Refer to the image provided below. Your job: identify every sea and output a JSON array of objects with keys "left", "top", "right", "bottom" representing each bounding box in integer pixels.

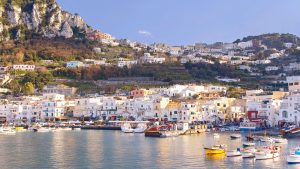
[{"left": 0, "top": 130, "right": 299, "bottom": 169}]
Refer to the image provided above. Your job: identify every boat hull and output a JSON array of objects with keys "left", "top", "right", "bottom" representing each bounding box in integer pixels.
[
  {"left": 287, "top": 155, "right": 300, "bottom": 164},
  {"left": 205, "top": 148, "right": 225, "bottom": 154}
]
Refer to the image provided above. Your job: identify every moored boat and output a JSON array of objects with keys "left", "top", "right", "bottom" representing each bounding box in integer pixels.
[
  {"left": 213, "top": 133, "right": 220, "bottom": 138},
  {"left": 242, "top": 148, "right": 256, "bottom": 158},
  {"left": 133, "top": 123, "right": 147, "bottom": 133},
  {"left": 121, "top": 123, "right": 134, "bottom": 133},
  {"left": 230, "top": 134, "right": 241, "bottom": 139},
  {"left": 204, "top": 145, "right": 226, "bottom": 155},
  {"left": 255, "top": 149, "right": 278, "bottom": 160},
  {"left": 287, "top": 149, "right": 300, "bottom": 164},
  {"left": 227, "top": 148, "right": 242, "bottom": 157},
  {"left": 281, "top": 126, "right": 300, "bottom": 138},
  {"left": 273, "top": 137, "right": 288, "bottom": 144},
  {"left": 243, "top": 142, "right": 255, "bottom": 147}
]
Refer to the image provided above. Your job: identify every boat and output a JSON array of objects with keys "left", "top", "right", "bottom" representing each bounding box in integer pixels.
[
  {"left": 242, "top": 148, "right": 256, "bottom": 158},
  {"left": 230, "top": 134, "right": 241, "bottom": 139},
  {"left": 145, "top": 124, "right": 180, "bottom": 137},
  {"left": 204, "top": 145, "right": 226, "bottom": 155},
  {"left": 121, "top": 123, "right": 134, "bottom": 133},
  {"left": 133, "top": 123, "right": 147, "bottom": 133},
  {"left": 243, "top": 142, "right": 255, "bottom": 147},
  {"left": 255, "top": 149, "right": 279, "bottom": 160},
  {"left": 287, "top": 149, "right": 300, "bottom": 164},
  {"left": 239, "top": 120, "right": 262, "bottom": 131},
  {"left": 273, "top": 137, "right": 288, "bottom": 144},
  {"left": 34, "top": 127, "right": 51, "bottom": 132},
  {"left": 260, "top": 137, "right": 274, "bottom": 143},
  {"left": 281, "top": 125, "right": 300, "bottom": 138},
  {"left": 227, "top": 148, "right": 242, "bottom": 157},
  {"left": 213, "top": 133, "right": 220, "bottom": 138}
]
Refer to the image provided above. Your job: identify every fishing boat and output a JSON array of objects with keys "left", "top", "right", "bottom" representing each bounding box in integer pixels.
[
  {"left": 239, "top": 120, "right": 261, "bottom": 131},
  {"left": 243, "top": 142, "right": 255, "bottom": 147},
  {"left": 230, "top": 134, "right": 241, "bottom": 139},
  {"left": 255, "top": 149, "right": 279, "bottom": 160},
  {"left": 121, "top": 123, "right": 134, "bottom": 133},
  {"left": 133, "top": 123, "right": 147, "bottom": 133},
  {"left": 226, "top": 148, "right": 242, "bottom": 157},
  {"left": 204, "top": 145, "right": 226, "bottom": 155},
  {"left": 281, "top": 126, "right": 300, "bottom": 138},
  {"left": 287, "top": 148, "right": 300, "bottom": 164}
]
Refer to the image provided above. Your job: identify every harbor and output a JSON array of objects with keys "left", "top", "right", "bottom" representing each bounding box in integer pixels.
[{"left": 0, "top": 129, "right": 299, "bottom": 169}]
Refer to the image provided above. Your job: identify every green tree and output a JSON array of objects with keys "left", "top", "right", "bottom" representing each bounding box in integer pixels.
[{"left": 23, "top": 82, "right": 35, "bottom": 95}]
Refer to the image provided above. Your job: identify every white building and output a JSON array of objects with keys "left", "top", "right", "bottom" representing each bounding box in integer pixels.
[
  {"left": 13, "top": 65, "right": 35, "bottom": 71},
  {"left": 117, "top": 58, "right": 138, "bottom": 68},
  {"left": 42, "top": 94, "right": 65, "bottom": 120},
  {"left": 66, "top": 61, "right": 84, "bottom": 68}
]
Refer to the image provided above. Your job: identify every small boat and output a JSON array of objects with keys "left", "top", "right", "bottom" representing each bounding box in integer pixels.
[
  {"left": 230, "top": 134, "right": 241, "bottom": 139},
  {"left": 121, "top": 123, "right": 134, "bottom": 133},
  {"left": 213, "top": 133, "right": 220, "bottom": 138},
  {"left": 287, "top": 149, "right": 300, "bottom": 164},
  {"left": 204, "top": 145, "right": 226, "bottom": 155},
  {"left": 34, "top": 127, "right": 51, "bottom": 132},
  {"left": 273, "top": 138, "right": 288, "bottom": 144},
  {"left": 0, "top": 127, "right": 16, "bottom": 135},
  {"left": 260, "top": 137, "right": 274, "bottom": 143},
  {"left": 242, "top": 148, "right": 256, "bottom": 158},
  {"left": 281, "top": 125, "right": 300, "bottom": 138},
  {"left": 243, "top": 142, "right": 255, "bottom": 147},
  {"left": 227, "top": 148, "right": 242, "bottom": 157},
  {"left": 133, "top": 123, "right": 147, "bottom": 133},
  {"left": 255, "top": 149, "right": 279, "bottom": 160}
]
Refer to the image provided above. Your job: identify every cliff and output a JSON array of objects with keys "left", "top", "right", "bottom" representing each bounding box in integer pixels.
[{"left": 0, "top": 0, "right": 92, "bottom": 41}]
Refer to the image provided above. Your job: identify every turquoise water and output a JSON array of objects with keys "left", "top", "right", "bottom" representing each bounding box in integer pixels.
[{"left": 0, "top": 131, "right": 300, "bottom": 169}]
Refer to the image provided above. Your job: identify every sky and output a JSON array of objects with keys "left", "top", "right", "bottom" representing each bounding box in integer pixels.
[{"left": 56, "top": 0, "right": 300, "bottom": 45}]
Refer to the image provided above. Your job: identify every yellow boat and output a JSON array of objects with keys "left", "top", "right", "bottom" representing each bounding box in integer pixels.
[
  {"left": 15, "top": 127, "right": 24, "bottom": 132},
  {"left": 204, "top": 145, "right": 226, "bottom": 154}
]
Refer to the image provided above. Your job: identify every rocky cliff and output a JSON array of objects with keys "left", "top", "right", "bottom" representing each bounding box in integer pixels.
[{"left": 0, "top": 0, "right": 92, "bottom": 41}]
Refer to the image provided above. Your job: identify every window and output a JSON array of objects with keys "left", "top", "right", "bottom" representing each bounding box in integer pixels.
[
  {"left": 217, "top": 103, "right": 220, "bottom": 106},
  {"left": 174, "top": 111, "right": 178, "bottom": 114},
  {"left": 295, "top": 82, "right": 299, "bottom": 85},
  {"left": 282, "top": 111, "right": 288, "bottom": 118},
  {"left": 289, "top": 83, "right": 293, "bottom": 86}
]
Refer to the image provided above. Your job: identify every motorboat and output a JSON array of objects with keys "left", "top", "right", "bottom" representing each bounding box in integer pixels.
[
  {"left": 34, "top": 127, "right": 51, "bottom": 132},
  {"left": 0, "top": 127, "right": 16, "bottom": 135},
  {"left": 287, "top": 149, "right": 300, "bottom": 164},
  {"left": 227, "top": 148, "right": 242, "bottom": 157},
  {"left": 204, "top": 145, "right": 226, "bottom": 155},
  {"left": 242, "top": 148, "right": 256, "bottom": 158},
  {"left": 121, "top": 123, "right": 134, "bottom": 133},
  {"left": 255, "top": 149, "right": 279, "bottom": 160},
  {"left": 213, "top": 133, "right": 220, "bottom": 138},
  {"left": 230, "top": 134, "right": 241, "bottom": 139},
  {"left": 260, "top": 137, "right": 274, "bottom": 143},
  {"left": 273, "top": 137, "right": 288, "bottom": 144},
  {"left": 133, "top": 123, "right": 147, "bottom": 133},
  {"left": 281, "top": 125, "right": 300, "bottom": 138},
  {"left": 243, "top": 142, "right": 255, "bottom": 147}
]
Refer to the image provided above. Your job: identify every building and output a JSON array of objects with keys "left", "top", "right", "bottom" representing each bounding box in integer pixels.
[
  {"left": 287, "top": 76, "right": 300, "bottom": 92},
  {"left": 117, "top": 58, "right": 137, "bottom": 68},
  {"left": 43, "top": 84, "right": 77, "bottom": 97},
  {"left": 139, "top": 53, "right": 165, "bottom": 64},
  {"left": 42, "top": 94, "right": 66, "bottom": 121},
  {"left": 66, "top": 61, "right": 84, "bottom": 68},
  {"left": 13, "top": 65, "right": 35, "bottom": 71}
]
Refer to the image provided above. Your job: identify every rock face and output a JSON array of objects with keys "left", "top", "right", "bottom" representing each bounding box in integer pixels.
[{"left": 0, "top": 0, "right": 92, "bottom": 41}]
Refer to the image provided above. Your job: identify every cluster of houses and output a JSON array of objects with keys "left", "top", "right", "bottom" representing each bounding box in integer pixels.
[{"left": 1, "top": 75, "right": 300, "bottom": 127}]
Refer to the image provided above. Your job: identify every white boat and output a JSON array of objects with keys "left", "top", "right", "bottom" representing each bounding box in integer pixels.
[
  {"left": 121, "top": 123, "right": 134, "bottom": 133},
  {"left": 230, "top": 134, "right": 241, "bottom": 139},
  {"left": 273, "top": 138, "right": 288, "bottom": 144},
  {"left": 255, "top": 149, "right": 278, "bottom": 160},
  {"left": 260, "top": 137, "right": 274, "bottom": 143},
  {"left": 242, "top": 148, "right": 256, "bottom": 158},
  {"left": 0, "top": 127, "right": 16, "bottom": 135},
  {"left": 34, "top": 128, "right": 51, "bottom": 133},
  {"left": 133, "top": 123, "right": 147, "bottom": 133},
  {"left": 227, "top": 148, "right": 242, "bottom": 157},
  {"left": 287, "top": 149, "right": 300, "bottom": 164},
  {"left": 243, "top": 142, "right": 255, "bottom": 147},
  {"left": 213, "top": 133, "right": 220, "bottom": 138}
]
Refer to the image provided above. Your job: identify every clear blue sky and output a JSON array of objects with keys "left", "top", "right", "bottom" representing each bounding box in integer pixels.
[{"left": 56, "top": 0, "right": 300, "bottom": 45}]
